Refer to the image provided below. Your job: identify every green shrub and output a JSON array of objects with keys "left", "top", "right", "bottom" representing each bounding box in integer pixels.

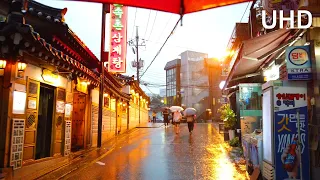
[
  {"left": 229, "top": 137, "right": 240, "bottom": 147},
  {"left": 217, "top": 104, "right": 237, "bottom": 129}
]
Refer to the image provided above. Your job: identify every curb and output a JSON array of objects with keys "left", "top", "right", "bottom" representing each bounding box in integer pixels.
[{"left": 57, "top": 146, "right": 116, "bottom": 179}]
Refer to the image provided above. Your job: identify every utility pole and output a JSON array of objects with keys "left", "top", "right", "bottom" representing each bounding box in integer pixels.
[
  {"left": 136, "top": 26, "right": 140, "bottom": 84},
  {"left": 98, "top": 3, "right": 109, "bottom": 148},
  {"left": 129, "top": 26, "right": 145, "bottom": 84},
  {"left": 128, "top": 26, "right": 145, "bottom": 124}
]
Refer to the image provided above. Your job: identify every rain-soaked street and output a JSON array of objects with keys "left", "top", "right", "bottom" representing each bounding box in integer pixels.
[{"left": 61, "top": 123, "right": 247, "bottom": 180}]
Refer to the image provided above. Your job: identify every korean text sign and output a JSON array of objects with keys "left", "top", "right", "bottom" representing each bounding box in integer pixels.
[
  {"left": 108, "top": 4, "right": 127, "bottom": 73},
  {"left": 274, "top": 85, "right": 309, "bottom": 180},
  {"left": 286, "top": 46, "right": 312, "bottom": 80}
]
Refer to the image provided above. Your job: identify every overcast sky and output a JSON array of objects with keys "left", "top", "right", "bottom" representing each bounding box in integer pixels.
[{"left": 37, "top": 0, "right": 251, "bottom": 94}]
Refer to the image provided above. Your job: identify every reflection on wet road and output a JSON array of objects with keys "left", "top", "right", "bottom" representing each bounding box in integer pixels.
[{"left": 65, "top": 124, "right": 248, "bottom": 180}]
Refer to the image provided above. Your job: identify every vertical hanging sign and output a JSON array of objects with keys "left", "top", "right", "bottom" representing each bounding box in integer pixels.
[{"left": 108, "top": 4, "right": 127, "bottom": 73}]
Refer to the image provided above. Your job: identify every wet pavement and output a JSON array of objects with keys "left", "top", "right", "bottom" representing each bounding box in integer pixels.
[{"left": 59, "top": 123, "right": 248, "bottom": 180}]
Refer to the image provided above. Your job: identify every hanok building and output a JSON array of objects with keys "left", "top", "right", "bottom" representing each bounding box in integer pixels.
[{"left": 0, "top": 1, "right": 149, "bottom": 178}]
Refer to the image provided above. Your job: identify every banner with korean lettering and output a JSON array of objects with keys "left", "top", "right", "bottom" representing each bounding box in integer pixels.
[
  {"left": 286, "top": 45, "right": 312, "bottom": 80},
  {"left": 274, "top": 84, "right": 309, "bottom": 180},
  {"left": 108, "top": 4, "right": 127, "bottom": 73}
]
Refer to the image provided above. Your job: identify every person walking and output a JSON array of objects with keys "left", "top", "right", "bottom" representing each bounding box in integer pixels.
[
  {"left": 163, "top": 109, "right": 169, "bottom": 127},
  {"left": 152, "top": 111, "right": 157, "bottom": 123},
  {"left": 173, "top": 111, "right": 182, "bottom": 134},
  {"left": 186, "top": 115, "right": 195, "bottom": 135}
]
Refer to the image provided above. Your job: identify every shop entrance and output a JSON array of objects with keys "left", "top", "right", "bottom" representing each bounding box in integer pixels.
[
  {"left": 36, "top": 83, "right": 54, "bottom": 159},
  {"left": 72, "top": 93, "right": 86, "bottom": 151}
]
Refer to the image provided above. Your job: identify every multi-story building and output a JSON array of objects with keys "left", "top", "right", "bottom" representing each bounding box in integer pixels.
[
  {"left": 180, "top": 51, "right": 209, "bottom": 119},
  {"left": 164, "top": 59, "right": 181, "bottom": 107}
]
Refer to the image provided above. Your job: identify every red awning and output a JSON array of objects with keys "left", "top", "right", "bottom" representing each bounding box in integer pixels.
[
  {"left": 224, "top": 29, "right": 297, "bottom": 89},
  {"left": 68, "top": 0, "right": 251, "bottom": 14}
]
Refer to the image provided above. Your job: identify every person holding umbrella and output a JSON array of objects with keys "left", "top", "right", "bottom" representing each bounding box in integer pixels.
[
  {"left": 162, "top": 108, "right": 169, "bottom": 127},
  {"left": 173, "top": 110, "right": 182, "bottom": 134},
  {"left": 184, "top": 108, "right": 197, "bottom": 134}
]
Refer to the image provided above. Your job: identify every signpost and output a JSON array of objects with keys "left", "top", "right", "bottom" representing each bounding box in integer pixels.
[{"left": 286, "top": 46, "right": 312, "bottom": 80}]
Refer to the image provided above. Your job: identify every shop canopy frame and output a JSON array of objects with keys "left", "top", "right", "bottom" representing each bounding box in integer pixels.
[
  {"left": 68, "top": 0, "right": 251, "bottom": 16},
  {"left": 223, "top": 29, "right": 305, "bottom": 91}
]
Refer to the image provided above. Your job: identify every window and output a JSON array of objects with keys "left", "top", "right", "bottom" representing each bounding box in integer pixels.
[{"left": 166, "top": 68, "right": 177, "bottom": 97}]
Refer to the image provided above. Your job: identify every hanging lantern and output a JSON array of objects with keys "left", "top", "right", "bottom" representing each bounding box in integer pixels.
[
  {"left": 17, "top": 62, "right": 27, "bottom": 72},
  {"left": 0, "top": 59, "right": 7, "bottom": 76},
  {"left": 0, "top": 59, "right": 7, "bottom": 69}
]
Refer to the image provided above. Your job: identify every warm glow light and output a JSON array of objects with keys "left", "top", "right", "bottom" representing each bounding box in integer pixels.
[
  {"left": 17, "top": 62, "right": 27, "bottom": 71},
  {"left": 212, "top": 50, "right": 235, "bottom": 61},
  {"left": 129, "top": 106, "right": 132, "bottom": 108},
  {"left": 0, "top": 59, "right": 7, "bottom": 69},
  {"left": 86, "top": 81, "right": 90, "bottom": 85},
  {"left": 123, "top": 103, "right": 126, "bottom": 106},
  {"left": 81, "top": 81, "right": 88, "bottom": 85},
  {"left": 130, "top": 89, "right": 135, "bottom": 94},
  {"left": 161, "top": 100, "right": 164, "bottom": 103},
  {"left": 104, "top": 93, "right": 109, "bottom": 97},
  {"left": 219, "top": 81, "right": 226, "bottom": 90}
]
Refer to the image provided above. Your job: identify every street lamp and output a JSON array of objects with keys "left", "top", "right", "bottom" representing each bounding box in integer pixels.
[
  {"left": 219, "top": 81, "right": 226, "bottom": 90},
  {"left": 161, "top": 99, "right": 164, "bottom": 103}
]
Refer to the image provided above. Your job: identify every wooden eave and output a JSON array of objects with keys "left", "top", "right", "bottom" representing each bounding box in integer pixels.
[{"left": 0, "top": 22, "right": 100, "bottom": 86}]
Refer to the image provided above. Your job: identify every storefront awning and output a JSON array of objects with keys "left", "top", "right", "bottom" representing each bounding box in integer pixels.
[{"left": 224, "top": 29, "right": 296, "bottom": 90}]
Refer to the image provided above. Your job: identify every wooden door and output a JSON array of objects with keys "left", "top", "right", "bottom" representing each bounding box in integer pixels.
[
  {"left": 72, "top": 93, "right": 86, "bottom": 150},
  {"left": 52, "top": 88, "right": 66, "bottom": 156},
  {"left": 24, "top": 79, "right": 40, "bottom": 161}
]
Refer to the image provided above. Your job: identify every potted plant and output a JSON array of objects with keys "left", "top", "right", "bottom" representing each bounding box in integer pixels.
[{"left": 218, "top": 104, "right": 237, "bottom": 140}]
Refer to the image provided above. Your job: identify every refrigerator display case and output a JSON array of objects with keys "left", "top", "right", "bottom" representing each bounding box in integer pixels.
[
  {"left": 239, "top": 84, "right": 262, "bottom": 136},
  {"left": 262, "top": 80, "right": 309, "bottom": 180}
]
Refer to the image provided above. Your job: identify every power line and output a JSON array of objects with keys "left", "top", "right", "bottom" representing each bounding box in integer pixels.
[
  {"left": 131, "top": 8, "right": 137, "bottom": 38},
  {"left": 143, "top": 10, "right": 152, "bottom": 39},
  {"left": 146, "top": 11, "right": 158, "bottom": 41},
  {"left": 156, "top": 14, "right": 173, "bottom": 42},
  {"left": 240, "top": 2, "right": 251, "bottom": 22},
  {"left": 140, "top": 17, "right": 181, "bottom": 79},
  {"left": 144, "top": 85, "right": 157, "bottom": 96}
]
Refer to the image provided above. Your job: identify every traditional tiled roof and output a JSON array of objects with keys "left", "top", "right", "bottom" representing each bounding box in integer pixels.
[
  {"left": 0, "top": 22, "right": 100, "bottom": 86},
  {"left": 26, "top": 0, "right": 100, "bottom": 67}
]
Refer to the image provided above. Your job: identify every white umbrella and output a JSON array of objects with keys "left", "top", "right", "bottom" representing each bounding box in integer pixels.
[
  {"left": 169, "top": 106, "right": 183, "bottom": 112},
  {"left": 184, "top": 108, "right": 197, "bottom": 116}
]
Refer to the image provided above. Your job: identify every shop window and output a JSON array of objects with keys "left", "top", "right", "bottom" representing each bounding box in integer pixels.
[
  {"left": 28, "top": 82, "right": 38, "bottom": 95},
  {"left": 104, "top": 97, "right": 110, "bottom": 108},
  {"left": 57, "top": 89, "right": 66, "bottom": 101}
]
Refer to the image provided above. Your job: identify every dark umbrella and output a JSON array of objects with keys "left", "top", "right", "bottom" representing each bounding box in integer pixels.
[{"left": 67, "top": 0, "right": 250, "bottom": 16}]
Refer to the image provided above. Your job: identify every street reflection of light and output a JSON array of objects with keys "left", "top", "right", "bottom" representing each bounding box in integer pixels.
[{"left": 206, "top": 144, "right": 248, "bottom": 180}]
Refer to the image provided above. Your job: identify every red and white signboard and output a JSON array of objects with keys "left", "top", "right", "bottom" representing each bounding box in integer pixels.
[{"left": 108, "top": 4, "right": 127, "bottom": 73}]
